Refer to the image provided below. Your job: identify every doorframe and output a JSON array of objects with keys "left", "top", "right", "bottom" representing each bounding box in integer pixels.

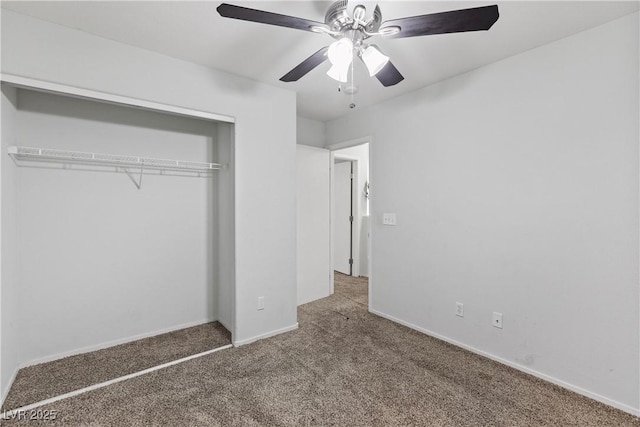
[{"left": 328, "top": 137, "right": 372, "bottom": 306}]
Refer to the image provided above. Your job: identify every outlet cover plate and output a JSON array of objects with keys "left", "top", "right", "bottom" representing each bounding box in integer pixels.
[
  {"left": 492, "top": 312, "right": 503, "bottom": 329},
  {"left": 382, "top": 213, "right": 397, "bottom": 226}
]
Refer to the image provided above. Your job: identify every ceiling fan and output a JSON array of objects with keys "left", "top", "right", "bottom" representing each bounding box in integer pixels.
[{"left": 217, "top": 1, "right": 499, "bottom": 88}]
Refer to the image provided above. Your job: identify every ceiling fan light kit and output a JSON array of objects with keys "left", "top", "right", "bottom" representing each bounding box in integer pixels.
[
  {"left": 361, "top": 45, "right": 389, "bottom": 77},
  {"left": 217, "top": 1, "right": 499, "bottom": 105},
  {"left": 326, "top": 63, "right": 349, "bottom": 83},
  {"left": 326, "top": 37, "right": 354, "bottom": 82}
]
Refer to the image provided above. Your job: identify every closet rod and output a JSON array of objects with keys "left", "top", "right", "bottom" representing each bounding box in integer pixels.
[{"left": 8, "top": 146, "right": 224, "bottom": 173}]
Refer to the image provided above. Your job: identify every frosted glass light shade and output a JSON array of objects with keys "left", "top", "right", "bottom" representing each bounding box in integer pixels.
[
  {"left": 326, "top": 38, "right": 353, "bottom": 83},
  {"left": 362, "top": 45, "right": 389, "bottom": 76},
  {"left": 327, "top": 38, "right": 353, "bottom": 68},
  {"left": 326, "top": 64, "right": 350, "bottom": 83}
]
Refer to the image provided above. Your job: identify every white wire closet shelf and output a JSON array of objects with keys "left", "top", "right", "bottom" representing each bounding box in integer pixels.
[{"left": 8, "top": 146, "right": 224, "bottom": 173}]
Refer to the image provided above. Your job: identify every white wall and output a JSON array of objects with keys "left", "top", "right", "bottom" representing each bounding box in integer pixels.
[
  {"left": 1, "top": 9, "right": 298, "bottom": 348},
  {"left": 13, "top": 89, "right": 219, "bottom": 365},
  {"left": 326, "top": 13, "right": 640, "bottom": 413},
  {"left": 296, "top": 146, "right": 331, "bottom": 305},
  {"left": 1, "top": 85, "right": 20, "bottom": 401},
  {"left": 297, "top": 116, "right": 325, "bottom": 148}
]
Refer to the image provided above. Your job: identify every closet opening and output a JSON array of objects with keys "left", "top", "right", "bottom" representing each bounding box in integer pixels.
[{"left": 0, "top": 81, "right": 235, "bottom": 412}]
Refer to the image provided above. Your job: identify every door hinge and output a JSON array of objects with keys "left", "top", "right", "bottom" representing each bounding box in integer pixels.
[
  {"left": 349, "top": 215, "right": 354, "bottom": 222},
  {"left": 349, "top": 258, "right": 354, "bottom": 265}
]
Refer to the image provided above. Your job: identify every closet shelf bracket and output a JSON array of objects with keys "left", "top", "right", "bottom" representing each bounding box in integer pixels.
[{"left": 122, "top": 161, "right": 145, "bottom": 190}]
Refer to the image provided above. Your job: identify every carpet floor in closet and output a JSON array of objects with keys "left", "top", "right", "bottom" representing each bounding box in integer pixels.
[{"left": 2, "top": 322, "right": 231, "bottom": 413}]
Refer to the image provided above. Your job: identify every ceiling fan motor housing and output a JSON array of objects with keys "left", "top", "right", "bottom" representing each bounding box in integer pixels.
[{"left": 325, "top": 1, "right": 382, "bottom": 39}]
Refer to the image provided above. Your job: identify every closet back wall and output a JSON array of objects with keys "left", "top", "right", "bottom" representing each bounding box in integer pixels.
[{"left": 14, "top": 89, "right": 219, "bottom": 365}]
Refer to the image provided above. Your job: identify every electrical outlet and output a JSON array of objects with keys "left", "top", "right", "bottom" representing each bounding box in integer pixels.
[
  {"left": 456, "top": 302, "right": 464, "bottom": 317},
  {"left": 492, "top": 312, "right": 503, "bottom": 329},
  {"left": 257, "top": 296, "right": 265, "bottom": 311},
  {"left": 382, "top": 213, "right": 397, "bottom": 226}
]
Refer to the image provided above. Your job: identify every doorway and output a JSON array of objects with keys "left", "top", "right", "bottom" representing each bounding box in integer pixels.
[{"left": 330, "top": 138, "right": 370, "bottom": 298}]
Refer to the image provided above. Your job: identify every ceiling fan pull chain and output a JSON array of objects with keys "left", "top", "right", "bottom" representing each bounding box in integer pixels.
[{"left": 349, "top": 50, "right": 356, "bottom": 109}]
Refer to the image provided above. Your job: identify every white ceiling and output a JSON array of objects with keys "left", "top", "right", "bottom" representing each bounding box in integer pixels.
[{"left": 2, "top": 1, "right": 638, "bottom": 122}]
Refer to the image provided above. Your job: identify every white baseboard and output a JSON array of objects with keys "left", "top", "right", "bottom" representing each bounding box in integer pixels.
[
  {"left": 298, "top": 291, "right": 331, "bottom": 307},
  {"left": 21, "top": 318, "right": 217, "bottom": 368},
  {"left": 369, "top": 308, "right": 640, "bottom": 417},
  {"left": 0, "top": 366, "right": 19, "bottom": 409},
  {"left": 233, "top": 323, "right": 299, "bottom": 347}
]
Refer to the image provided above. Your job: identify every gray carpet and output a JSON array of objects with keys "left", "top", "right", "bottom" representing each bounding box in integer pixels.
[
  {"left": 2, "top": 273, "right": 638, "bottom": 426},
  {"left": 2, "top": 321, "right": 230, "bottom": 412}
]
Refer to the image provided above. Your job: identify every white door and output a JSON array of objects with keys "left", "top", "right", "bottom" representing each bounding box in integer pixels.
[
  {"left": 296, "top": 146, "right": 331, "bottom": 305},
  {"left": 333, "top": 161, "right": 352, "bottom": 275}
]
